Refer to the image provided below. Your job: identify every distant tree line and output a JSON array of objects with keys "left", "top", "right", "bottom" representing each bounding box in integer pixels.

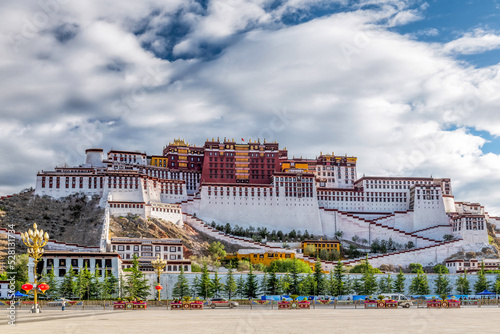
[{"left": 210, "top": 222, "right": 319, "bottom": 243}]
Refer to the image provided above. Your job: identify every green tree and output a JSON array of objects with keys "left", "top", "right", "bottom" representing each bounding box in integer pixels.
[
  {"left": 409, "top": 270, "right": 430, "bottom": 295},
  {"left": 266, "top": 261, "right": 279, "bottom": 295},
  {"left": 75, "top": 267, "right": 90, "bottom": 300},
  {"left": 326, "top": 270, "right": 336, "bottom": 296},
  {"left": 42, "top": 266, "right": 59, "bottom": 299},
  {"left": 211, "top": 271, "right": 224, "bottom": 298},
  {"left": 197, "top": 263, "right": 213, "bottom": 299},
  {"left": 434, "top": 267, "right": 452, "bottom": 295},
  {"left": 361, "top": 268, "right": 377, "bottom": 295},
  {"left": 208, "top": 241, "right": 227, "bottom": 267},
  {"left": 60, "top": 266, "right": 76, "bottom": 298},
  {"left": 409, "top": 263, "right": 423, "bottom": 273},
  {"left": 351, "top": 278, "right": 364, "bottom": 295},
  {"left": 89, "top": 267, "right": 102, "bottom": 299},
  {"left": 237, "top": 259, "right": 251, "bottom": 271},
  {"left": 343, "top": 275, "right": 353, "bottom": 295},
  {"left": 224, "top": 268, "right": 237, "bottom": 300},
  {"left": 433, "top": 264, "right": 449, "bottom": 274},
  {"left": 13, "top": 254, "right": 29, "bottom": 292},
  {"left": 313, "top": 259, "right": 325, "bottom": 296},
  {"left": 493, "top": 271, "right": 500, "bottom": 295},
  {"left": 74, "top": 264, "right": 98, "bottom": 300},
  {"left": 443, "top": 234, "right": 454, "bottom": 241},
  {"left": 102, "top": 268, "right": 118, "bottom": 299},
  {"left": 279, "top": 273, "right": 292, "bottom": 294},
  {"left": 244, "top": 266, "right": 259, "bottom": 299},
  {"left": 236, "top": 275, "right": 246, "bottom": 298},
  {"left": 319, "top": 249, "right": 328, "bottom": 261},
  {"left": 455, "top": 270, "right": 471, "bottom": 295},
  {"left": 394, "top": 269, "right": 406, "bottom": 294},
  {"left": 267, "top": 259, "right": 312, "bottom": 273},
  {"left": 124, "top": 254, "right": 150, "bottom": 300},
  {"left": 173, "top": 266, "right": 191, "bottom": 298},
  {"left": 192, "top": 276, "right": 200, "bottom": 298},
  {"left": 349, "top": 257, "right": 382, "bottom": 274},
  {"left": 260, "top": 272, "right": 269, "bottom": 295},
  {"left": 359, "top": 257, "right": 377, "bottom": 295},
  {"left": 332, "top": 261, "right": 347, "bottom": 296},
  {"left": 474, "top": 262, "right": 489, "bottom": 293},
  {"left": 300, "top": 273, "right": 316, "bottom": 295},
  {"left": 290, "top": 259, "right": 302, "bottom": 295},
  {"left": 304, "top": 245, "right": 317, "bottom": 257},
  {"left": 378, "top": 274, "right": 393, "bottom": 293},
  {"left": 191, "top": 263, "right": 202, "bottom": 272}
]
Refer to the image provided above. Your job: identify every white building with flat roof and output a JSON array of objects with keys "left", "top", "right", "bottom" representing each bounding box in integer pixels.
[
  {"left": 445, "top": 259, "right": 500, "bottom": 274},
  {"left": 28, "top": 251, "right": 122, "bottom": 281},
  {"left": 110, "top": 237, "right": 191, "bottom": 273}
]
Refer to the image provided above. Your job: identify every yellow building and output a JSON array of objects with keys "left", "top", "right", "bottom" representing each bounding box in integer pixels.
[
  {"left": 281, "top": 160, "right": 313, "bottom": 173},
  {"left": 225, "top": 250, "right": 296, "bottom": 266},
  {"left": 301, "top": 240, "right": 340, "bottom": 256},
  {"left": 150, "top": 155, "right": 168, "bottom": 168}
]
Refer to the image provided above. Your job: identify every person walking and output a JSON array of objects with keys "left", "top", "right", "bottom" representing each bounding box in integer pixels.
[{"left": 61, "top": 299, "right": 66, "bottom": 311}]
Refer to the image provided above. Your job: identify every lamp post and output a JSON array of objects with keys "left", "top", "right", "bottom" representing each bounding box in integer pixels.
[
  {"left": 21, "top": 223, "right": 49, "bottom": 313},
  {"left": 151, "top": 255, "right": 167, "bottom": 301}
]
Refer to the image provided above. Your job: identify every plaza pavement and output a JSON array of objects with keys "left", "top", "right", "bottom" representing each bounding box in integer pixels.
[{"left": 3, "top": 307, "right": 500, "bottom": 334}]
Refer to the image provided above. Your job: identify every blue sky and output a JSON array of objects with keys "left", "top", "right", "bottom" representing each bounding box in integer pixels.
[{"left": 1, "top": 0, "right": 500, "bottom": 214}]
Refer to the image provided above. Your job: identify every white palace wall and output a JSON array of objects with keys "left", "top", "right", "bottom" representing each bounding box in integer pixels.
[
  {"left": 412, "top": 226, "right": 453, "bottom": 240},
  {"left": 349, "top": 239, "right": 468, "bottom": 267},
  {"left": 412, "top": 195, "right": 450, "bottom": 230},
  {"left": 319, "top": 209, "right": 435, "bottom": 248},
  {"left": 147, "top": 202, "right": 183, "bottom": 226},
  {"left": 34, "top": 175, "right": 104, "bottom": 198},
  {"left": 196, "top": 185, "right": 323, "bottom": 235}
]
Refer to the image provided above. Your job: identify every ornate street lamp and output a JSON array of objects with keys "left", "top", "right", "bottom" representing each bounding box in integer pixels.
[
  {"left": 151, "top": 255, "right": 167, "bottom": 301},
  {"left": 21, "top": 223, "right": 49, "bottom": 313}
]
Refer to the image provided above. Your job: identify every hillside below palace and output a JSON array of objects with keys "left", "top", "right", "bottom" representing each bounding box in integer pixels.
[{"left": 34, "top": 138, "right": 499, "bottom": 266}]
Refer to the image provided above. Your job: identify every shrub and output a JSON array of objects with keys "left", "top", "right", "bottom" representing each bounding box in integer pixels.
[{"left": 266, "top": 259, "right": 312, "bottom": 274}]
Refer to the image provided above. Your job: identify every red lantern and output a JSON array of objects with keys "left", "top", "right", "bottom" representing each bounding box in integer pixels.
[
  {"left": 155, "top": 285, "right": 163, "bottom": 290},
  {"left": 38, "top": 283, "right": 50, "bottom": 293},
  {"left": 22, "top": 283, "right": 33, "bottom": 293}
]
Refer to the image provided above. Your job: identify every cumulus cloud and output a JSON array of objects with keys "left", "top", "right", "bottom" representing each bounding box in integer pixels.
[{"left": 1, "top": 1, "right": 500, "bottom": 215}]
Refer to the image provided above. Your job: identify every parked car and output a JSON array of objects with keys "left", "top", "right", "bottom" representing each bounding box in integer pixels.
[
  {"left": 207, "top": 298, "right": 239, "bottom": 309},
  {"left": 380, "top": 294, "right": 413, "bottom": 308}
]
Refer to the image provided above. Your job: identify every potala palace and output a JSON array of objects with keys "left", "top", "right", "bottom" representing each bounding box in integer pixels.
[{"left": 34, "top": 138, "right": 499, "bottom": 268}]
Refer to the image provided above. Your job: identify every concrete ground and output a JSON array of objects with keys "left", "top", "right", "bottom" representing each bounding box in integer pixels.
[{"left": 3, "top": 308, "right": 500, "bottom": 334}]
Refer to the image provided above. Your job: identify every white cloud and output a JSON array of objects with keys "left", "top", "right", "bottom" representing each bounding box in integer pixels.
[
  {"left": 386, "top": 9, "right": 423, "bottom": 27},
  {"left": 442, "top": 29, "right": 500, "bottom": 55},
  {"left": 411, "top": 27, "right": 439, "bottom": 37}
]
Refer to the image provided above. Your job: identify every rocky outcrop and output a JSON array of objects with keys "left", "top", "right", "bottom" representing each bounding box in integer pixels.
[{"left": 0, "top": 191, "right": 104, "bottom": 247}]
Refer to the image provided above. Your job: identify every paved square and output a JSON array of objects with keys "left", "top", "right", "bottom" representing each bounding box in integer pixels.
[{"left": 4, "top": 308, "right": 500, "bottom": 334}]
